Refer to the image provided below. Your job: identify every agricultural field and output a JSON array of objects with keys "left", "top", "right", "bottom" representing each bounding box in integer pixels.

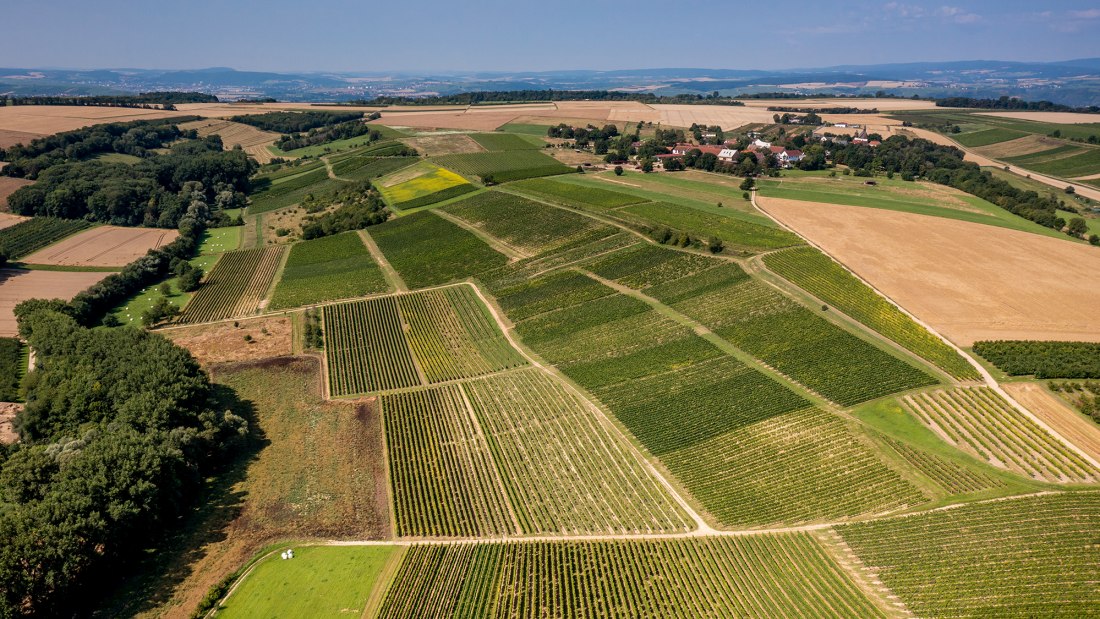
[
  {"left": 432, "top": 150, "right": 572, "bottom": 182},
  {"left": 973, "top": 340, "right": 1100, "bottom": 378},
  {"left": 20, "top": 225, "right": 178, "bottom": 267},
  {"left": 268, "top": 231, "right": 388, "bottom": 309},
  {"left": 164, "top": 316, "right": 292, "bottom": 366},
  {"left": 368, "top": 211, "right": 508, "bottom": 288},
  {"left": 398, "top": 133, "right": 484, "bottom": 156},
  {"left": 1004, "top": 382, "right": 1100, "bottom": 463},
  {"left": 620, "top": 201, "right": 802, "bottom": 252},
  {"left": 469, "top": 132, "right": 542, "bottom": 151},
  {"left": 509, "top": 176, "right": 648, "bottom": 210},
  {"left": 441, "top": 190, "right": 616, "bottom": 257},
  {"left": 178, "top": 246, "right": 285, "bottom": 324},
  {"left": 329, "top": 155, "right": 415, "bottom": 183},
  {"left": 178, "top": 119, "right": 281, "bottom": 164},
  {"left": 323, "top": 286, "right": 524, "bottom": 396},
  {"left": 838, "top": 493, "right": 1100, "bottom": 617},
  {"left": 901, "top": 387, "right": 1099, "bottom": 483},
  {"left": 375, "top": 161, "right": 475, "bottom": 209},
  {"left": 763, "top": 246, "right": 978, "bottom": 380},
  {"left": 248, "top": 164, "right": 345, "bottom": 214},
  {"left": 0, "top": 268, "right": 109, "bottom": 337},
  {"left": 375, "top": 535, "right": 890, "bottom": 618},
  {"left": 0, "top": 217, "right": 91, "bottom": 259},
  {"left": 0, "top": 178, "right": 33, "bottom": 210},
  {"left": 0, "top": 337, "right": 26, "bottom": 402}
]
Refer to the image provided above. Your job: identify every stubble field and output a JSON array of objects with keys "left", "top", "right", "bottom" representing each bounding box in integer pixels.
[{"left": 20, "top": 225, "right": 178, "bottom": 267}]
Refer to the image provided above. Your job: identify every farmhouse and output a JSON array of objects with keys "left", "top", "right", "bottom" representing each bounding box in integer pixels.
[
  {"left": 778, "top": 149, "right": 804, "bottom": 166},
  {"left": 718, "top": 148, "right": 738, "bottom": 162},
  {"left": 753, "top": 138, "right": 772, "bottom": 149}
]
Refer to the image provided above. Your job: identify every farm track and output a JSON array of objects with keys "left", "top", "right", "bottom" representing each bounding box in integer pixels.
[{"left": 431, "top": 209, "right": 530, "bottom": 261}]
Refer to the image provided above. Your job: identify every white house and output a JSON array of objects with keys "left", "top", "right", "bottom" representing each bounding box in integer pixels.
[
  {"left": 718, "top": 148, "right": 738, "bottom": 162},
  {"left": 752, "top": 139, "right": 772, "bottom": 149}
]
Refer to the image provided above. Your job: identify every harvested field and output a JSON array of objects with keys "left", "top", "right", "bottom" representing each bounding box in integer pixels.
[
  {"left": 976, "top": 111, "right": 1100, "bottom": 124},
  {"left": 399, "top": 133, "right": 485, "bottom": 156},
  {"left": 633, "top": 104, "right": 772, "bottom": 129},
  {"left": 0, "top": 105, "right": 187, "bottom": 136},
  {"left": 973, "top": 134, "right": 1066, "bottom": 158},
  {"left": 0, "top": 268, "right": 108, "bottom": 336},
  {"left": 0, "top": 213, "right": 29, "bottom": 230},
  {"left": 1004, "top": 382, "right": 1100, "bottom": 463},
  {"left": 0, "top": 177, "right": 33, "bottom": 209},
  {"left": 0, "top": 129, "right": 42, "bottom": 148},
  {"left": 178, "top": 119, "right": 280, "bottom": 164},
  {"left": 20, "top": 225, "right": 178, "bottom": 267},
  {"left": 740, "top": 97, "right": 938, "bottom": 111},
  {"left": 162, "top": 316, "right": 292, "bottom": 366},
  {"left": 756, "top": 196, "right": 1100, "bottom": 345}
]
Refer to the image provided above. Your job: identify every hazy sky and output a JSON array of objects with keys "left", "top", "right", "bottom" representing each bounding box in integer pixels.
[{"left": 4, "top": 0, "right": 1100, "bottom": 72}]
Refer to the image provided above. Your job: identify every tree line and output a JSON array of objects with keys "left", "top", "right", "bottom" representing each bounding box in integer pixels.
[
  {"left": 767, "top": 106, "right": 877, "bottom": 114},
  {"left": 229, "top": 111, "right": 364, "bottom": 133},
  {"left": 275, "top": 121, "right": 382, "bottom": 152},
  {"left": 0, "top": 91, "right": 218, "bottom": 109},
  {"left": 935, "top": 96, "right": 1100, "bottom": 113}
]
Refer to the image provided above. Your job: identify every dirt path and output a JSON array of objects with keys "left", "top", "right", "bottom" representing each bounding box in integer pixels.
[
  {"left": 356, "top": 229, "right": 407, "bottom": 292},
  {"left": 430, "top": 209, "right": 530, "bottom": 261}
]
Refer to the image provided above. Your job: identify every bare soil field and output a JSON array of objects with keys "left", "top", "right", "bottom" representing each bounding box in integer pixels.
[
  {"left": 0, "top": 129, "right": 43, "bottom": 148},
  {"left": 756, "top": 196, "right": 1100, "bottom": 345},
  {"left": 400, "top": 133, "right": 485, "bottom": 156},
  {"left": 976, "top": 111, "right": 1100, "bottom": 124},
  {"left": 975, "top": 134, "right": 1067, "bottom": 158},
  {"left": 373, "top": 110, "right": 515, "bottom": 131},
  {"left": 0, "top": 269, "right": 109, "bottom": 336},
  {"left": 0, "top": 402, "right": 20, "bottom": 444},
  {"left": 548, "top": 148, "right": 604, "bottom": 166},
  {"left": 21, "top": 225, "right": 178, "bottom": 267},
  {"left": 0, "top": 106, "right": 188, "bottom": 136},
  {"left": 164, "top": 316, "right": 292, "bottom": 366},
  {"left": 178, "top": 119, "right": 280, "bottom": 164},
  {"left": 1004, "top": 382, "right": 1100, "bottom": 463},
  {"left": 0, "top": 177, "right": 33, "bottom": 210},
  {"left": 0, "top": 213, "right": 28, "bottom": 230}
]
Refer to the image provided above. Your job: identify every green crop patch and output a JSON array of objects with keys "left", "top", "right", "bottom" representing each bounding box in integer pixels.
[
  {"left": 269, "top": 231, "right": 388, "bottom": 309},
  {"left": 0, "top": 217, "right": 92, "bottom": 259},
  {"left": 838, "top": 493, "right": 1100, "bottom": 617},
  {"left": 620, "top": 201, "right": 802, "bottom": 252},
  {"left": 510, "top": 177, "right": 648, "bottom": 209},
  {"left": 470, "top": 132, "right": 542, "bottom": 151},
  {"left": 765, "top": 247, "right": 978, "bottom": 380},
  {"left": 376, "top": 163, "right": 474, "bottom": 209},
  {"left": 324, "top": 296, "right": 421, "bottom": 395},
  {"left": 953, "top": 127, "right": 1028, "bottom": 147},
  {"left": 442, "top": 190, "right": 615, "bottom": 256},
  {"left": 973, "top": 340, "right": 1100, "bottom": 378},
  {"left": 378, "top": 536, "right": 889, "bottom": 618},
  {"left": 432, "top": 150, "right": 572, "bottom": 183},
  {"left": 369, "top": 211, "right": 508, "bottom": 288},
  {"left": 1008, "top": 147, "right": 1100, "bottom": 178},
  {"left": 330, "top": 156, "right": 416, "bottom": 182}
]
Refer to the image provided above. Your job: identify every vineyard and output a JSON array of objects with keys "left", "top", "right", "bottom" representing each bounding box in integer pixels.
[
  {"left": 368, "top": 211, "right": 508, "bottom": 288},
  {"left": 177, "top": 246, "right": 284, "bottom": 324},
  {"left": 644, "top": 263, "right": 939, "bottom": 405},
  {"left": 432, "top": 151, "right": 572, "bottom": 183},
  {"left": 0, "top": 217, "right": 91, "bottom": 259},
  {"left": 838, "top": 492, "right": 1100, "bottom": 617},
  {"left": 880, "top": 436, "right": 1006, "bottom": 496},
  {"left": 509, "top": 177, "right": 647, "bottom": 210},
  {"left": 973, "top": 340, "right": 1100, "bottom": 378},
  {"left": 901, "top": 387, "right": 1100, "bottom": 483},
  {"left": 268, "top": 231, "right": 388, "bottom": 309},
  {"left": 248, "top": 165, "right": 345, "bottom": 214},
  {"left": 470, "top": 132, "right": 541, "bottom": 151},
  {"left": 441, "top": 190, "right": 616, "bottom": 257},
  {"left": 330, "top": 156, "right": 415, "bottom": 182},
  {"left": 324, "top": 296, "right": 421, "bottom": 395},
  {"left": 377, "top": 535, "right": 889, "bottom": 618},
  {"left": 763, "top": 246, "right": 979, "bottom": 380},
  {"left": 324, "top": 286, "right": 524, "bottom": 396}
]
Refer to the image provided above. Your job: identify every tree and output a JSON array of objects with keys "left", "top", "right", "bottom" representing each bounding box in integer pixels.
[
  {"left": 1065, "top": 185, "right": 1076, "bottom": 195},
  {"left": 1090, "top": 234, "right": 1099, "bottom": 246},
  {"left": 613, "top": 165, "right": 623, "bottom": 176},
  {"left": 1067, "top": 217, "right": 1089, "bottom": 237},
  {"left": 641, "top": 159, "right": 654, "bottom": 173},
  {"left": 707, "top": 237, "right": 725, "bottom": 254},
  {"left": 739, "top": 177, "right": 755, "bottom": 191},
  {"left": 178, "top": 266, "right": 203, "bottom": 292}
]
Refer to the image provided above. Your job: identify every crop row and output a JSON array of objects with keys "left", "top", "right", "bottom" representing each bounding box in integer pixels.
[
  {"left": 268, "top": 231, "right": 388, "bottom": 309},
  {"left": 432, "top": 151, "right": 572, "bottom": 182},
  {"left": 178, "top": 246, "right": 283, "bottom": 324},
  {"left": 0, "top": 217, "right": 91, "bottom": 259},
  {"left": 369, "top": 211, "right": 508, "bottom": 288},
  {"left": 508, "top": 177, "right": 647, "bottom": 209},
  {"left": 838, "top": 492, "right": 1100, "bottom": 617},
  {"left": 902, "top": 387, "right": 1099, "bottom": 483},
  {"left": 441, "top": 190, "right": 614, "bottom": 257},
  {"left": 470, "top": 132, "right": 541, "bottom": 151},
  {"left": 378, "top": 535, "right": 887, "bottom": 618},
  {"left": 478, "top": 232, "right": 639, "bottom": 294},
  {"left": 652, "top": 263, "right": 938, "bottom": 406},
  {"left": 764, "top": 246, "right": 979, "bottom": 380},
  {"left": 582, "top": 242, "right": 718, "bottom": 290},
  {"left": 323, "top": 296, "right": 421, "bottom": 395},
  {"left": 881, "top": 435, "right": 1005, "bottom": 496},
  {"left": 619, "top": 201, "right": 803, "bottom": 252},
  {"left": 330, "top": 155, "right": 416, "bottom": 182}
]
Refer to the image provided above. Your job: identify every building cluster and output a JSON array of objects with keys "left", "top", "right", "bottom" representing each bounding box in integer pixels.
[{"left": 659, "top": 139, "right": 805, "bottom": 168}]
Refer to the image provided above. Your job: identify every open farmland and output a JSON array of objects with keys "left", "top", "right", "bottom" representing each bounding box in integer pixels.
[
  {"left": 178, "top": 246, "right": 284, "bottom": 324},
  {"left": 376, "top": 535, "right": 890, "bottom": 618},
  {"left": 469, "top": 132, "right": 542, "bottom": 151},
  {"left": 901, "top": 387, "right": 1099, "bottom": 483},
  {"left": 368, "top": 211, "right": 508, "bottom": 288},
  {"left": 375, "top": 161, "right": 476, "bottom": 209},
  {"left": 268, "top": 231, "right": 388, "bottom": 309},
  {"left": 756, "top": 196, "right": 1100, "bottom": 345},
  {"left": 178, "top": 119, "right": 281, "bottom": 164},
  {"left": 1005, "top": 382, "right": 1100, "bottom": 463},
  {"left": 0, "top": 268, "right": 108, "bottom": 336},
  {"left": 20, "top": 225, "right": 177, "bottom": 267},
  {"left": 0, "top": 104, "right": 188, "bottom": 136},
  {"left": 509, "top": 176, "right": 648, "bottom": 210},
  {"left": 432, "top": 150, "right": 572, "bottom": 182},
  {"left": 0, "top": 217, "right": 91, "bottom": 259},
  {"left": 0, "top": 178, "right": 33, "bottom": 210},
  {"left": 0, "top": 213, "right": 28, "bottom": 230},
  {"left": 248, "top": 163, "right": 344, "bottom": 214},
  {"left": 838, "top": 493, "right": 1100, "bottom": 617}
]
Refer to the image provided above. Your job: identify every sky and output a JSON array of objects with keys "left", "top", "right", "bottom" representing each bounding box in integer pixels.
[{"left": 3, "top": 0, "right": 1100, "bottom": 73}]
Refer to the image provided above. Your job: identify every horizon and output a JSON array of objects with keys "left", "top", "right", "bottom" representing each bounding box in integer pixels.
[{"left": 4, "top": 0, "right": 1100, "bottom": 73}]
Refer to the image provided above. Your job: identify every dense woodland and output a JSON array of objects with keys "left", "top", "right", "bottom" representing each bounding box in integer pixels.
[
  {"left": 973, "top": 341, "right": 1100, "bottom": 379},
  {"left": 0, "top": 92, "right": 217, "bottom": 109},
  {"left": 229, "top": 111, "right": 364, "bottom": 133},
  {"left": 0, "top": 308, "right": 247, "bottom": 616},
  {"left": 274, "top": 120, "right": 382, "bottom": 152},
  {"left": 934, "top": 96, "right": 1100, "bottom": 113},
  {"left": 299, "top": 182, "right": 390, "bottom": 239}
]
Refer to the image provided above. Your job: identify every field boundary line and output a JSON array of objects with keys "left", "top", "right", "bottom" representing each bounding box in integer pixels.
[
  {"left": 376, "top": 397, "right": 400, "bottom": 540},
  {"left": 430, "top": 209, "right": 530, "bottom": 261},
  {"left": 752, "top": 191, "right": 1100, "bottom": 471},
  {"left": 813, "top": 529, "right": 913, "bottom": 618},
  {"left": 357, "top": 229, "right": 407, "bottom": 292},
  {"left": 456, "top": 383, "right": 524, "bottom": 535}
]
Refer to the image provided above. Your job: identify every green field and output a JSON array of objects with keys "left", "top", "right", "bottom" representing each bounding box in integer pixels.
[
  {"left": 330, "top": 156, "right": 416, "bottom": 182},
  {"left": 498, "top": 122, "right": 553, "bottom": 136},
  {"left": 432, "top": 150, "right": 572, "bottom": 182},
  {"left": 953, "top": 127, "right": 1029, "bottom": 147},
  {"left": 469, "top": 132, "right": 542, "bottom": 151},
  {"left": 268, "top": 231, "right": 389, "bottom": 309},
  {"left": 368, "top": 211, "right": 508, "bottom": 287},
  {"left": 839, "top": 493, "right": 1100, "bottom": 617},
  {"left": 268, "top": 128, "right": 407, "bottom": 158},
  {"left": 509, "top": 176, "right": 649, "bottom": 209},
  {"left": 763, "top": 246, "right": 978, "bottom": 380},
  {"left": 178, "top": 246, "right": 285, "bottom": 324},
  {"left": 248, "top": 165, "right": 348, "bottom": 214},
  {"left": 215, "top": 545, "right": 397, "bottom": 618},
  {"left": 621, "top": 201, "right": 802, "bottom": 252}
]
